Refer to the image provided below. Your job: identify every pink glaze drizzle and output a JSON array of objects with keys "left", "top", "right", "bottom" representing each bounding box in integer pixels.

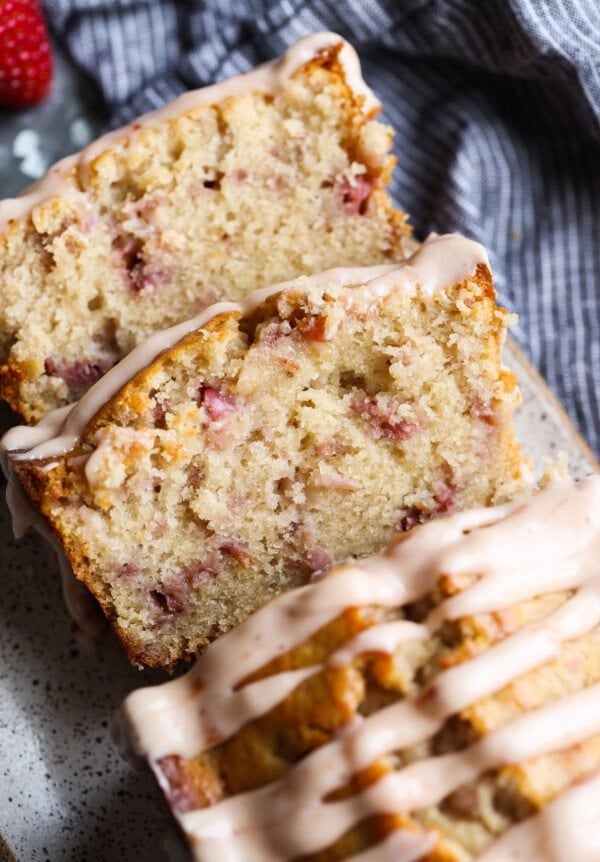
[
  {"left": 478, "top": 771, "right": 600, "bottom": 861},
  {"left": 350, "top": 830, "right": 437, "bottom": 862},
  {"left": 119, "top": 476, "right": 600, "bottom": 861}
]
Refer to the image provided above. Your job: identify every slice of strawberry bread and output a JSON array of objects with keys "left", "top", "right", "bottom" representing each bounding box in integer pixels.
[
  {"left": 5, "top": 234, "right": 527, "bottom": 668},
  {"left": 118, "top": 476, "right": 600, "bottom": 861},
  {"left": 0, "top": 32, "right": 410, "bottom": 423}
]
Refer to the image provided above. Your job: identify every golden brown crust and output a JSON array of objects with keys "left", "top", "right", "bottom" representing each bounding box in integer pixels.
[{"left": 82, "top": 313, "right": 243, "bottom": 446}]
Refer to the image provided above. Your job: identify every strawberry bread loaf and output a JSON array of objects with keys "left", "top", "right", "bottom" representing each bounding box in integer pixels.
[
  {"left": 118, "top": 476, "right": 600, "bottom": 861},
  {"left": 0, "top": 32, "right": 410, "bottom": 423},
  {"left": 3, "top": 234, "right": 527, "bottom": 668}
]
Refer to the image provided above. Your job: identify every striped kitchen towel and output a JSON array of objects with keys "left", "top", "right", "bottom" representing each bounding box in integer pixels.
[{"left": 43, "top": 0, "right": 600, "bottom": 454}]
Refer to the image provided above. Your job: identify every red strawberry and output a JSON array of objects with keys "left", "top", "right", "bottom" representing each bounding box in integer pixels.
[{"left": 0, "top": 0, "right": 52, "bottom": 108}]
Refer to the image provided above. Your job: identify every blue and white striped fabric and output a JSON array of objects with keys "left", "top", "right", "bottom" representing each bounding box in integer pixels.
[{"left": 43, "top": 0, "right": 600, "bottom": 454}]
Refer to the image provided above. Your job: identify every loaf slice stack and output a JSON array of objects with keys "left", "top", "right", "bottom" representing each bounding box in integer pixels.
[
  {"left": 7, "top": 234, "right": 527, "bottom": 668},
  {"left": 0, "top": 33, "right": 409, "bottom": 422}
]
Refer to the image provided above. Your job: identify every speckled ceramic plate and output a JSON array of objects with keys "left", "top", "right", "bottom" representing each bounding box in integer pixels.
[{"left": 0, "top": 337, "right": 597, "bottom": 862}]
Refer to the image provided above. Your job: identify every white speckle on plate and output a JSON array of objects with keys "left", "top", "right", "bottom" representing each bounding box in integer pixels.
[
  {"left": 12, "top": 129, "right": 48, "bottom": 179},
  {"left": 69, "top": 117, "right": 94, "bottom": 147}
]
